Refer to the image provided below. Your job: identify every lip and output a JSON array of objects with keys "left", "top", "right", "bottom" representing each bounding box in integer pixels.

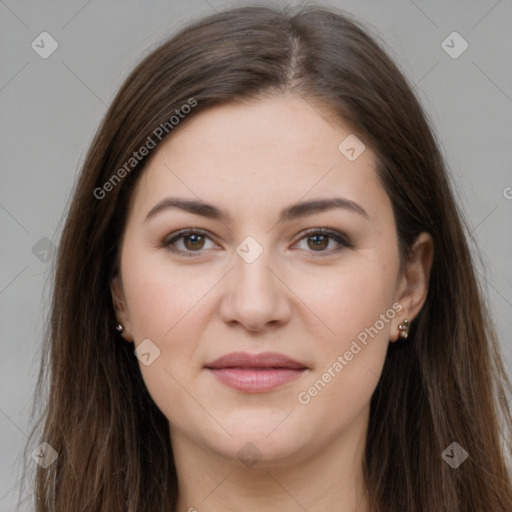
[
  {"left": 206, "top": 351, "right": 307, "bottom": 370},
  {"left": 205, "top": 351, "right": 308, "bottom": 393}
]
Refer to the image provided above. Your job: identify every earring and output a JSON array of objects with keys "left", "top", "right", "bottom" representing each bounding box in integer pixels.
[
  {"left": 398, "top": 319, "right": 410, "bottom": 339},
  {"left": 115, "top": 323, "right": 124, "bottom": 334}
]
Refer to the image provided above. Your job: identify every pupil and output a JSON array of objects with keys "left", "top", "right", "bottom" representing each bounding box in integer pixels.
[
  {"left": 186, "top": 234, "right": 203, "bottom": 250},
  {"left": 309, "top": 235, "right": 327, "bottom": 250}
]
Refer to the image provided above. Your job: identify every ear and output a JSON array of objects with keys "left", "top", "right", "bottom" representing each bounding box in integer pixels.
[
  {"left": 391, "top": 232, "right": 434, "bottom": 342},
  {"left": 111, "top": 274, "right": 133, "bottom": 342}
]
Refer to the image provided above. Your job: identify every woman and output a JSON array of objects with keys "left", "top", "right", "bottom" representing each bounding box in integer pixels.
[{"left": 23, "top": 4, "right": 512, "bottom": 511}]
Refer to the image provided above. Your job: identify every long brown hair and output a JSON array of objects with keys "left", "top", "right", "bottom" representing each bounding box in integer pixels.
[{"left": 21, "top": 4, "right": 512, "bottom": 511}]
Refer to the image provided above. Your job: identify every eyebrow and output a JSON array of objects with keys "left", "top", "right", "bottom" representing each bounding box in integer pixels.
[{"left": 144, "top": 196, "right": 369, "bottom": 224}]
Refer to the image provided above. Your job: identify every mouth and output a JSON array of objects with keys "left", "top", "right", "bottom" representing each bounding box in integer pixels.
[{"left": 204, "top": 351, "right": 308, "bottom": 392}]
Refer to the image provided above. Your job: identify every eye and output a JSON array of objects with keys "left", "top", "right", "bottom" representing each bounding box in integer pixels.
[
  {"left": 162, "top": 229, "right": 218, "bottom": 256},
  {"left": 292, "top": 228, "right": 352, "bottom": 256},
  {"left": 162, "top": 228, "right": 352, "bottom": 257}
]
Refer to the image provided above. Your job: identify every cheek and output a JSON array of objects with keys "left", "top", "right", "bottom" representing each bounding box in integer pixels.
[
  {"left": 121, "top": 246, "right": 211, "bottom": 341},
  {"left": 120, "top": 259, "right": 205, "bottom": 428},
  {"left": 119, "top": 243, "right": 222, "bottom": 411},
  {"left": 301, "top": 254, "right": 399, "bottom": 350},
  {"left": 294, "top": 255, "right": 398, "bottom": 417}
]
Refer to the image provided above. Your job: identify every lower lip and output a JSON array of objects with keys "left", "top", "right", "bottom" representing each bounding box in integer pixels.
[{"left": 207, "top": 367, "right": 306, "bottom": 392}]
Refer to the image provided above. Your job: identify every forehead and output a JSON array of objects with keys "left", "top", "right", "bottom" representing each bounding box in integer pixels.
[{"left": 130, "top": 94, "right": 388, "bottom": 221}]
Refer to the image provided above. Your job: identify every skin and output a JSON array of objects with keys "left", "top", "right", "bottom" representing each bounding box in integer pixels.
[{"left": 111, "top": 94, "right": 433, "bottom": 512}]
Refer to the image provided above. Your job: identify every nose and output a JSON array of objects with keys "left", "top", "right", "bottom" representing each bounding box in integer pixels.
[{"left": 219, "top": 242, "right": 292, "bottom": 332}]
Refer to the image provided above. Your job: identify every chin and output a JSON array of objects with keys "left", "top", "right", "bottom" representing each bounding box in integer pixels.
[{"left": 200, "top": 415, "right": 316, "bottom": 467}]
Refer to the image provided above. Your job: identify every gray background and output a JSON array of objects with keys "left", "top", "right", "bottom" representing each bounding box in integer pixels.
[{"left": 1, "top": 0, "right": 511, "bottom": 510}]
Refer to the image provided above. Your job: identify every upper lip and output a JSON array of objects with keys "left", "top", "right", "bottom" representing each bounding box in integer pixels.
[{"left": 205, "top": 351, "right": 307, "bottom": 370}]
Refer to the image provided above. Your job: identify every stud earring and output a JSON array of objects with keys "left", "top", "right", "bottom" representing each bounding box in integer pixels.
[
  {"left": 398, "top": 319, "right": 410, "bottom": 339},
  {"left": 115, "top": 323, "right": 124, "bottom": 334}
]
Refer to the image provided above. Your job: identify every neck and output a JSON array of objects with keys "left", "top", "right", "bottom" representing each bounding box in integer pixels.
[{"left": 172, "top": 405, "right": 370, "bottom": 512}]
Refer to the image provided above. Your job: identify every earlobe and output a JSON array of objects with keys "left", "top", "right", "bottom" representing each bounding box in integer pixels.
[
  {"left": 110, "top": 275, "right": 133, "bottom": 342},
  {"left": 391, "top": 232, "right": 434, "bottom": 342}
]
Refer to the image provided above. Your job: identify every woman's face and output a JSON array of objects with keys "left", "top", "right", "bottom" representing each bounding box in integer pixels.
[{"left": 112, "top": 94, "right": 427, "bottom": 467}]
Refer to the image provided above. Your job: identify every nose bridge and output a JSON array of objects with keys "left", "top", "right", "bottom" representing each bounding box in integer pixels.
[
  {"left": 233, "top": 234, "right": 277, "bottom": 295},
  {"left": 220, "top": 233, "right": 291, "bottom": 330}
]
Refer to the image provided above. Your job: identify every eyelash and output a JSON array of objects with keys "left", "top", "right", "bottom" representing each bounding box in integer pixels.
[{"left": 161, "top": 228, "right": 353, "bottom": 257}]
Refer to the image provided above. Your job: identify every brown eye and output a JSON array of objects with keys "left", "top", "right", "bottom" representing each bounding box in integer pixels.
[
  {"left": 294, "top": 229, "right": 352, "bottom": 256},
  {"left": 307, "top": 234, "right": 330, "bottom": 251},
  {"left": 163, "top": 229, "right": 217, "bottom": 256},
  {"left": 183, "top": 233, "right": 205, "bottom": 251}
]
